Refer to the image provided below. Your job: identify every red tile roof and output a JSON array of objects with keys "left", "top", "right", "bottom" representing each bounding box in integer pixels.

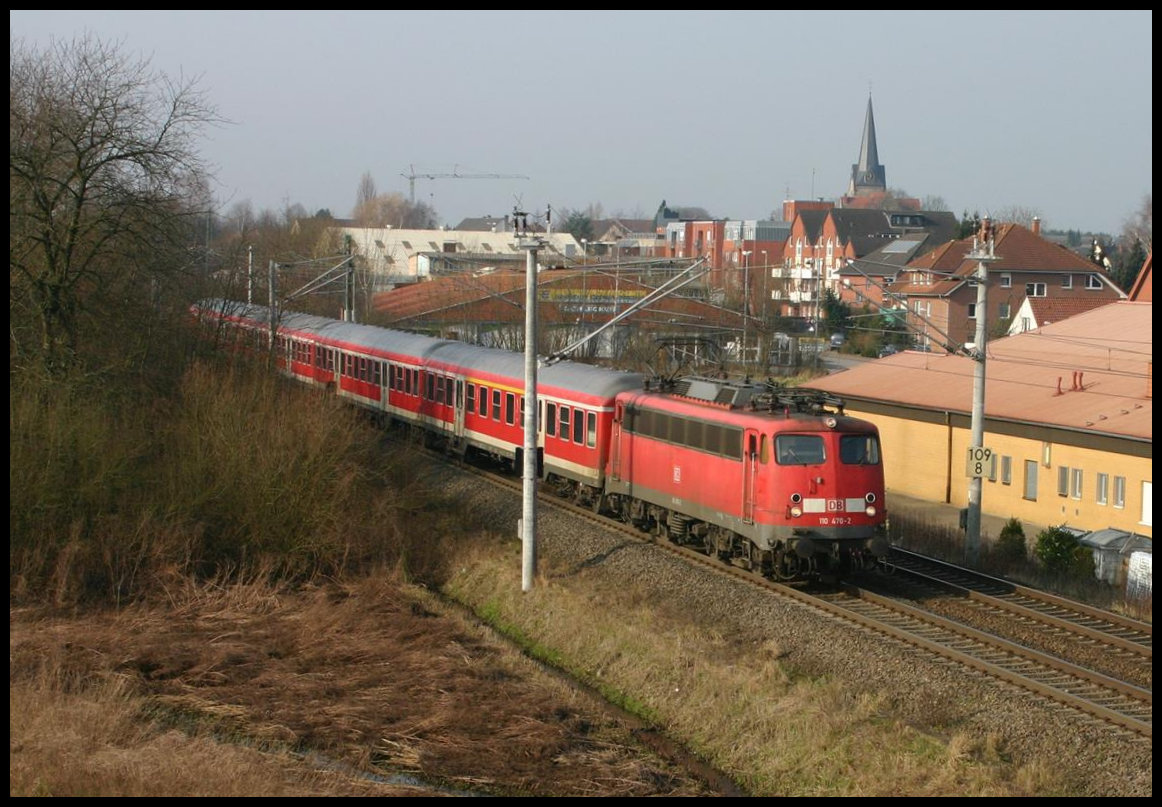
[{"left": 806, "top": 300, "right": 1152, "bottom": 440}]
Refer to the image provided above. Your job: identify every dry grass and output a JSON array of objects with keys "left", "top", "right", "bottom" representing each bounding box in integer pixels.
[
  {"left": 443, "top": 540, "right": 1070, "bottom": 797},
  {"left": 10, "top": 572, "right": 718, "bottom": 798}
]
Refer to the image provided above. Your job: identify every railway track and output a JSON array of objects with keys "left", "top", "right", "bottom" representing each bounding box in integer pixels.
[
  {"left": 880, "top": 547, "right": 1152, "bottom": 658},
  {"left": 458, "top": 457, "right": 1151, "bottom": 741}
]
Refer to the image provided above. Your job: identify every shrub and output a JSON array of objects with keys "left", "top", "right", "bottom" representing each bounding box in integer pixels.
[
  {"left": 993, "top": 517, "right": 1026, "bottom": 564},
  {"left": 1033, "top": 526, "right": 1094, "bottom": 579}
]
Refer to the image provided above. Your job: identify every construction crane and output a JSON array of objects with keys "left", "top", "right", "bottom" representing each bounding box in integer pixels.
[{"left": 400, "top": 164, "right": 529, "bottom": 204}]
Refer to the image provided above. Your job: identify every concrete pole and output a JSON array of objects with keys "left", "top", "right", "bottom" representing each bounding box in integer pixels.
[
  {"left": 519, "top": 215, "right": 540, "bottom": 592},
  {"left": 965, "top": 225, "right": 998, "bottom": 566},
  {"left": 742, "top": 251, "right": 752, "bottom": 371}
]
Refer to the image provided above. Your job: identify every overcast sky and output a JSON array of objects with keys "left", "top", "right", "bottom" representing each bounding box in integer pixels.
[{"left": 11, "top": 11, "right": 1152, "bottom": 235}]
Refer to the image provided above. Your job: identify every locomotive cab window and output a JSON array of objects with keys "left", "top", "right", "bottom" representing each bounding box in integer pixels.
[
  {"left": 839, "top": 434, "right": 880, "bottom": 465},
  {"left": 776, "top": 435, "right": 825, "bottom": 465}
]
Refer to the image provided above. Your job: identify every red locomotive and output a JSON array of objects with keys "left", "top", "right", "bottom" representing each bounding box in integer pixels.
[{"left": 193, "top": 300, "right": 889, "bottom": 580}]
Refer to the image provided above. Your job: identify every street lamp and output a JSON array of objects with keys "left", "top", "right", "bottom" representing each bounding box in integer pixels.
[
  {"left": 741, "top": 250, "right": 752, "bottom": 370},
  {"left": 580, "top": 238, "right": 587, "bottom": 262}
]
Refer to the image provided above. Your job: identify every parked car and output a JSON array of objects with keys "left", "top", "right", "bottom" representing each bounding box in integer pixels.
[
  {"left": 877, "top": 344, "right": 899, "bottom": 358},
  {"left": 829, "top": 333, "right": 845, "bottom": 349}
]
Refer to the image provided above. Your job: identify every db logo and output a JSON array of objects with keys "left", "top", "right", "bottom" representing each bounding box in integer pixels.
[{"left": 673, "top": 466, "right": 681, "bottom": 483}]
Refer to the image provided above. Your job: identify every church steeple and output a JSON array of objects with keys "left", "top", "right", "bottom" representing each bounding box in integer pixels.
[{"left": 847, "top": 95, "right": 886, "bottom": 196}]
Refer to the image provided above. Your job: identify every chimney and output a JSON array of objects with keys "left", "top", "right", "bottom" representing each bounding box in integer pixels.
[{"left": 1031, "top": 216, "right": 1041, "bottom": 236}]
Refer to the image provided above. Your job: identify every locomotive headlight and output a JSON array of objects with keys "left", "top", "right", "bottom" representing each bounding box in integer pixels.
[
  {"left": 865, "top": 505, "right": 877, "bottom": 516},
  {"left": 790, "top": 505, "right": 803, "bottom": 518},
  {"left": 823, "top": 416, "right": 838, "bottom": 429},
  {"left": 865, "top": 493, "right": 877, "bottom": 503}
]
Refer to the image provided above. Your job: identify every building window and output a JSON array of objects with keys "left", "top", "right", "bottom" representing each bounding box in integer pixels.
[
  {"left": 1023, "top": 460, "right": 1038, "bottom": 501},
  {"left": 1086, "top": 274, "right": 1103, "bottom": 289},
  {"left": 1057, "top": 466, "right": 1070, "bottom": 497},
  {"left": 1096, "top": 472, "right": 1109, "bottom": 505},
  {"left": 1026, "top": 283, "right": 1047, "bottom": 297},
  {"left": 967, "top": 303, "right": 977, "bottom": 319},
  {"left": 1061, "top": 274, "right": 1073, "bottom": 289},
  {"left": 1000, "top": 273, "right": 1012, "bottom": 288},
  {"left": 1071, "top": 468, "right": 1083, "bottom": 500},
  {"left": 1141, "top": 481, "right": 1152, "bottom": 527},
  {"left": 1113, "top": 476, "right": 1126, "bottom": 509},
  {"left": 998, "top": 302, "right": 1011, "bottom": 319},
  {"left": 1000, "top": 455, "right": 1012, "bottom": 486},
  {"left": 1042, "top": 442, "right": 1052, "bottom": 467}
]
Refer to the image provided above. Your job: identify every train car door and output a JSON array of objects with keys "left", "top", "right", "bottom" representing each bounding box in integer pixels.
[
  {"left": 453, "top": 378, "right": 465, "bottom": 443},
  {"left": 742, "top": 429, "right": 759, "bottom": 524},
  {"left": 611, "top": 402, "right": 626, "bottom": 482}
]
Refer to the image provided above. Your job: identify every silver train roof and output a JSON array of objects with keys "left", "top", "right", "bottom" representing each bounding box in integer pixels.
[{"left": 198, "top": 299, "right": 645, "bottom": 399}]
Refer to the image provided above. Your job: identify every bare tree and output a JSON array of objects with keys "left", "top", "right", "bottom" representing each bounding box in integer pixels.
[
  {"left": 991, "top": 205, "right": 1043, "bottom": 228},
  {"left": 1121, "top": 192, "right": 1152, "bottom": 249},
  {"left": 352, "top": 191, "right": 438, "bottom": 229},
  {"left": 355, "top": 171, "right": 377, "bottom": 211},
  {"left": 10, "top": 34, "right": 221, "bottom": 370}
]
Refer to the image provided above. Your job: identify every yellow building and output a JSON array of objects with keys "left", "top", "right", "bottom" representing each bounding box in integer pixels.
[{"left": 806, "top": 300, "right": 1151, "bottom": 541}]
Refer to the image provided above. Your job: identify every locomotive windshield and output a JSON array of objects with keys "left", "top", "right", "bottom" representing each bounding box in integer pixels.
[
  {"left": 775, "top": 434, "right": 826, "bottom": 465},
  {"left": 839, "top": 434, "right": 881, "bottom": 466}
]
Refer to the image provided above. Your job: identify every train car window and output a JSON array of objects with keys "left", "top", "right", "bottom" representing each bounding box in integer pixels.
[
  {"left": 505, "top": 392, "right": 515, "bottom": 425},
  {"left": 426, "top": 373, "right": 435, "bottom": 401},
  {"left": 747, "top": 434, "right": 757, "bottom": 458},
  {"left": 760, "top": 434, "right": 769, "bottom": 464},
  {"left": 546, "top": 403, "right": 557, "bottom": 436},
  {"left": 375, "top": 361, "right": 383, "bottom": 386},
  {"left": 839, "top": 434, "right": 880, "bottom": 465},
  {"left": 456, "top": 380, "right": 463, "bottom": 408},
  {"left": 519, "top": 396, "right": 525, "bottom": 427},
  {"left": 492, "top": 389, "right": 501, "bottom": 420},
  {"left": 776, "top": 435, "right": 825, "bottom": 465},
  {"left": 466, "top": 383, "right": 475, "bottom": 412},
  {"left": 479, "top": 386, "right": 489, "bottom": 417},
  {"left": 538, "top": 400, "right": 544, "bottom": 433},
  {"left": 435, "top": 376, "right": 445, "bottom": 404},
  {"left": 559, "top": 406, "right": 570, "bottom": 441},
  {"left": 587, "top": 412, "right": 597, "bottom": 448},
  {"left": 572, "top": 408, "right": 584, "bottom": 444}
]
